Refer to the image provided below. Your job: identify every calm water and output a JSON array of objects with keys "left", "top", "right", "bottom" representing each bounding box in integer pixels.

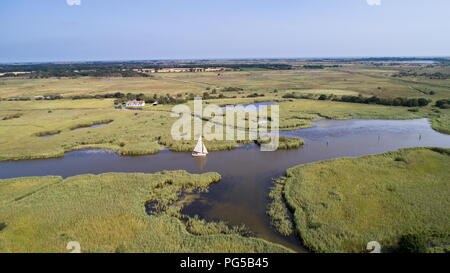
[
  {"left": 220, "top": 101, "right": 276, "bottom": 111},
  {"left": 71, "top": 123, "right": 110, "bottom": 131},
  {"left": 372, "top": 60, "right": 436, "bottom": 64},
  {"left": 40, "top": 133, "right": 59, "bottom": 138},
  {"left": 1, "top": 118, "right": 449, "bottom": 252}
]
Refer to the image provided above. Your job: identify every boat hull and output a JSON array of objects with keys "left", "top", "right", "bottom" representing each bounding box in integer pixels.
[{"left": 192, "top": 152, "right": 207, "bottom": 157}]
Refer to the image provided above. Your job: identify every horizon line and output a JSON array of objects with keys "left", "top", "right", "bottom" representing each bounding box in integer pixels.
[{"left": 1, "top": 56, "right": 449, "bottom": 65}]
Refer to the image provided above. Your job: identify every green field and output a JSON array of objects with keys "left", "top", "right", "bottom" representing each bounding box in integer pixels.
[
  {"left": 0, "top": 170, "right": 290, "bottom": 253},
  {"left": 268, "top": 147, "right": 450, "bottom": 253}
]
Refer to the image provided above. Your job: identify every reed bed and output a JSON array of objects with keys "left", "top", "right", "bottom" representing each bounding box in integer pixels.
[
  {"left": 0, "top": 171, "right": 290, "bottom": 253},
  {"left": 0, "top": 97, "right": 447, "bottom": 161},
  {"left": 268, "top": 147, "right": 450, "bottom": 253}
]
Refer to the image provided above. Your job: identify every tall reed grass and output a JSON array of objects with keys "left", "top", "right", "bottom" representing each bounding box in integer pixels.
[
  {"left": 0, "top": 171, "right": 290, "bottom": 253},
  {"left": 268, "top": 147, "right": 450, "bottom": 253}
]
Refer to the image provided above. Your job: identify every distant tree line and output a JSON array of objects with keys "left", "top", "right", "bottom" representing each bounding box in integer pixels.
[
  {"left": 201, "top": 92, "right": 235, "bottom": 100},
  {"left": 338, "top": 95, "right": 430, "bottom": 107},
  {"left": 0, "top": 94, "right": 67, "bottom": 101},
  {"left": 304, "top": 57, "right": 447, "bottom": 64},
  {"left": 221, "top": 87, "right": 244, "bottom": 92},
  {"left": 302, "top": 64, "right": 342, "bottom": 69},
  {"left": 25, "top": 69, "right": 150, "bottom": 79},
  {"left": 303, "top": 65, "right": 324, "bottom": 69},
  {"left": 246, "top": 93, "right": 265, "bottom": 98},
  {"left": 70, "top": 92, "right": 185, "bottom": 105},
  {"left": 283, "top": 92, "right": 431, "bottom": 107},
  {"left": 71, "top": 91, "right": 237, "bottom": 105},
  {"left": 0, "top": 61, "right": 293, "bottom": 78},
  {"left": 391, "top": 71, "right": 449, "bottom": 80},
  {"left": 35, "top": 95, "right": 63, "bottom": 100},
  {"left": 0, "top": 91, "right": 238, "bottom": 104}
]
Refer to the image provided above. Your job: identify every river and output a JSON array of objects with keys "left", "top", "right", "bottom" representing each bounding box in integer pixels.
[{"left": 0, "top": 118, "right": 449, "bottom": 252}]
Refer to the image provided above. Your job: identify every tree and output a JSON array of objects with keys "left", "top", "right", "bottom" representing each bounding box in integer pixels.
[
  {"left": 136, "top": 93, "right": 145, "bottom": 101},
  {"left": 417, "top": 98, "right": 429, "bottom": 106},
  {"left": 126, "top": 93, "right": 134, "bottom": 100}
]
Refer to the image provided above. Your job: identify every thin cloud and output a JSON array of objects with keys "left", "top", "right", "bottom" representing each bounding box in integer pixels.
[
  {"left": 66, "top": 0, "right": 81, "bottom": 6},
  {"left": 366, "top": 0, "right": 381, "bottom": 6}
]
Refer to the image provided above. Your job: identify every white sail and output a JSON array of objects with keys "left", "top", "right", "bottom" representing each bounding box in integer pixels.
[
  {"left": 193, "top": 137, "right": 203, "bottom": 153},
  {"left": 202, "top": 144, "right": 208, "bottom": 154}
]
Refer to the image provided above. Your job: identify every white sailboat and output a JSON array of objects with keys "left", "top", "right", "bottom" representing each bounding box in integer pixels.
[{"left": 192, "top": 136, "right": 208, "bottom": 157}]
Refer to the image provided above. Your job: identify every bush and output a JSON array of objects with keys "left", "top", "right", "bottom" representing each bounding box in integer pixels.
[
  {"left": 221, "top": 86, "right": 243, "bottom": 92},
  {"left": 435, "top": 99, "right": 450, "bottom": 109},
  {"left": 282, "top": 93, "right": 297, "bottom": 99},
  {"left": 398, "top": 234, "right": 427, "bottom": 253},
  {"left": 2, "top": 113, "right": 22, "bottom": 120},
  {"left": 247, "top": 93, "right": 264, "bottom": 98}
]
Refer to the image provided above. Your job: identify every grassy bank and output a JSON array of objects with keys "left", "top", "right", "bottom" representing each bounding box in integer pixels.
[
  {"left": 277, "top": 98, "right": 449, "bottom": 133},
  {"left": 268, "top": 147, "right": 450, "bottom": 253},
  {"left": 0, "top": 171, "right": 290, "bottom": 253},
  {"left": 255, "top": 136, "right": 304, "bottom": 150}
]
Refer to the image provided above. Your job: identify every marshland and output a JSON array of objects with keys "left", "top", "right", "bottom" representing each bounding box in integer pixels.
[{"left": 0, "top": 59, "right": 449, "bottom": 253}]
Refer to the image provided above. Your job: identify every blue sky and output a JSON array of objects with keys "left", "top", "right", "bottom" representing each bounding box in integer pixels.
[{"left": 0, "top": 0, "right": 449, "bottom": 62}]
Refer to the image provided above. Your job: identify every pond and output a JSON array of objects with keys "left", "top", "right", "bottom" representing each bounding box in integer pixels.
[
  {"left": 71, "top": 122, "right": 110, "bottom": 131},
  {"left": 39, "top": 133, "right": 59, "bottom": 138},
  {"left": 220, "top": 101, "right": 276, "bottom": 111},
  {"left": 0, "top": 118, "right": 449, "bottom": 252}
]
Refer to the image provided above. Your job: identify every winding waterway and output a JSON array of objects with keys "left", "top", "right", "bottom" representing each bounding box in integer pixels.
[{"left": 1, "top": 118, "right": 449, "bottom": 252}]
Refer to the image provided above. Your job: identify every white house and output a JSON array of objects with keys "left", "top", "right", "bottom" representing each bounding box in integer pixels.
[{"left": 126, "top": 100, "right": 145, "bottom": 107}]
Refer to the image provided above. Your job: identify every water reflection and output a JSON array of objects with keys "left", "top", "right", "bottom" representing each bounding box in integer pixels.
[{"left": 193, "top": 156, "right": 208, "bottom": 171}]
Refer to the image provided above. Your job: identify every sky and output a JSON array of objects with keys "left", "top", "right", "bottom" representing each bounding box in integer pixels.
[{"left": 0, "top": 0, "right": 449, "bottom": 63}]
